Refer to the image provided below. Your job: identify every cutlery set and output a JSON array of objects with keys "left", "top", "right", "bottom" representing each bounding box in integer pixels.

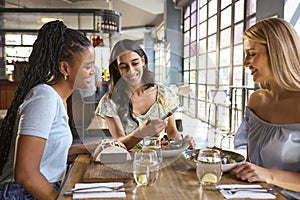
[
  {"left": 216, "top": 184, "right": 277, "bottom": 199},
  {"left": 64, "top": 181, "right": 133, "bottom": 196},
  {"left": 219, "top": 187, "right": 276, "bottom": 195}
]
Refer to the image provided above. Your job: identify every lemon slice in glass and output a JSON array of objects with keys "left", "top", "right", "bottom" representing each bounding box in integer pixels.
[
  {"left": 201, "top": 173, "right": 218, "bottom": 183},
  {"left": 138, "top": 174, "right": 148, "bottom": 185}
]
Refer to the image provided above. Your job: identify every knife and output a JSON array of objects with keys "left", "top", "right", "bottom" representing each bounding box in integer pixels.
[{"left": 64, "top": 189, "right": 129, "bottom": 196}]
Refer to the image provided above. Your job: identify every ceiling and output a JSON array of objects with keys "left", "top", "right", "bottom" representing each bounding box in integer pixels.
[{"left": 2, "top": 0, "right": 165, "bottom": 41}]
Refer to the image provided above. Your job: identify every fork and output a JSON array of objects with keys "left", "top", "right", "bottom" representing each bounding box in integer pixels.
[
  {"left": 64, "top": 181, "right": 133, "bottom": 195},
  {"left": 223, "top": 188, "right": 276, "bottom": 195}
]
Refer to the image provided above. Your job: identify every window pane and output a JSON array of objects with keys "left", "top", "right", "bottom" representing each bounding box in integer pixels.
[
  {"left": 219, "top": 67, "right": 230, "bottom": 85},
  {"left": 190, "top": 42, "right": 197, "bottom": 56},
  {"left": 207, "top": 68, "right": 216, "bottom": 84},
  {"left": 246, "top": 17, "right": 256, "bottom": 29},
  {"left": 5, "top": 34, "right": 21, "bottom": 45},
  {"left": 208, "top": 0, "right": 217, "bottom": 17},
  {"left": 184, "top": 45, "right": 189, "bottom": 58},
  {"left": 184, "top": 71, "right": 190, "bottom": 82},
  {"left": 208, "top": 15, "right": 217, "bottom": 35},
  {"left": 199, "top": 22, "right": 207, "bottom": 39},
  {"left": 207, "top": 52, "right": 216, "bottom": 68},
  {"left": 220, "top": 48, "right": 231, "bottom": 66},
  {"left": 183, "top": 58, "right": 189, "bottom": 71},
  {"left": 247, "top": 0, "right": 256, "bottom": 16},
  {"left": 220, "top": 27, "right": 231, "bottom": 48},
  {"left": 233, "top": 66, "right": 243, "bottom": 85},
  {"left": 190, "top": 70, "right": 196, "bottom": 83},
  {"left": 190, "top": 56, "right": 196, "bottom": 70},
  {"left": 234, "top": 22, "right": 243, "bottom": 44},
  {"left": 199, "top": 39, "right": 206, "bottom": 53},
  {"left": 191, "top": 26, "right": 197, "bottom": 42},
  {"left": 221, "top": 0, "right": 231, "bottom": 9},
  {"left": 184, "top": 17, "right": 190, "bottom": 31},
  {"left": 233, "top": 44, "right": 243, "bottom": 65},
  {"left": 198, "top": 84, "right": 206, "bottom": 100},
  {"left": 23, "top": 35, "right": 37, "bottom": 45},
  {"left": 191, "top": 12, "right": 197, "bottom": 27},
  {"left": 199, "top": 54, "right": 206, "bottom": 69},
  {"left": 235, "top": 0, "right": 244, "bottom": 23},
  {"left": 199, "top": 0, "right": 207, "bottom": 8},
  {"left": 184, "top": 6, "right": 190, "bottom": 18},
  {"left": 199, "top": 5, "right": 207, "bottom": 23},
  {"left": 184, "top": 32, "right": 190, "bottom": 45},
  {"left": 198, "top": 70, "right": 206, "bottom": 84},
  {"left": 221, "top": 6, "right": 232, "bottom": 29},
  {"left": 191, "top": 1, "right": 197, "bottom": 12},
  {"left": 208, "top": 34, "right": 216, "bottom": 52}
]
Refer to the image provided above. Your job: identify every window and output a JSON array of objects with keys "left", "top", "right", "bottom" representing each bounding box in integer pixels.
[{"left": 183, "top": 0, "right": 256, "bottom": 134}]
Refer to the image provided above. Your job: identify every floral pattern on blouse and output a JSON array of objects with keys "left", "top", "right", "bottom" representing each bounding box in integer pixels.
[{"left": 95, "top": 84, "right": 179, "bottom": 134}]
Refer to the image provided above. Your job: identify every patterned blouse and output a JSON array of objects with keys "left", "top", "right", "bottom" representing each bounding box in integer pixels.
[{"left": 96, "top": 84, "right": 179, "bottom": 134}]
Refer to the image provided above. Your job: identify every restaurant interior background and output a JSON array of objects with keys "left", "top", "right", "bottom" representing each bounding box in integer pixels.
[{"left": 0, "top": 0, "right": 299, "bottom": 148}]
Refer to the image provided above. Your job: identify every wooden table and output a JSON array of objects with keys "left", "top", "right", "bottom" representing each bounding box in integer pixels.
[{"left": 57, "top": 154, "right": 287, "bottom": 200}]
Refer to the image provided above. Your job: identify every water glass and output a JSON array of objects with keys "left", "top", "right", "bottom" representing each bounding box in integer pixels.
[
  {"left": 142, "top": 136, "right": 163, "bottom": 162},
  {"left": 196, "top": 148, "right": 222, "bottom": 187},
  {"left": 133, "top": 149, "right": 159, "bottom": 186}
]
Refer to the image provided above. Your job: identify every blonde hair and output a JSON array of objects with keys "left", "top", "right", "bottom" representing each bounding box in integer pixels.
[{"left": 243, "top": 18, "right": 300, "bottom": 91}]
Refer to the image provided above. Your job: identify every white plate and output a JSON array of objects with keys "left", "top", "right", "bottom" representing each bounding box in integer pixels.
[
  {"left": 181, "top": 149, "right": 245, "bottom": 172},
  {"left": 161, "top": 142, "right": 189, "bottom": 158}
]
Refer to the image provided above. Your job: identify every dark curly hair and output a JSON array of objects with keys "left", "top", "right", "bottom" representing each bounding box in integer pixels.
[
  {"left": 0, "top": 20, "right": 91, "bottom": 174},
  {"left": 108, "top": 39, "right": 155, "bottom": 126}
]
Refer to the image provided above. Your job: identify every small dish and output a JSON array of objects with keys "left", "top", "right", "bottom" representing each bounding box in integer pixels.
[{"left": 161, "top": 141, "right": 189, "bottom": 158}]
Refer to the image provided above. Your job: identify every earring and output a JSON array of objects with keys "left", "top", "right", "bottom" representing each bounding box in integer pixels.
[{"left": 64, "top": 74, "right": 68, "bottom": 80}]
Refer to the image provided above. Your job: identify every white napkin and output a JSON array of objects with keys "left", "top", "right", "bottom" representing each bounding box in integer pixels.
[
  {"left": 217, "top": 184, "right": 276, "bottom": 199},
  {"left": 72, "top": 182, "right": 126, "bottom": 199}
]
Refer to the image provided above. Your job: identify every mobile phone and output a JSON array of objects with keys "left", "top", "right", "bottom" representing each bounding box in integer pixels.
[{"left": 161, "top": 106, "right": 178, "bottom": 120}]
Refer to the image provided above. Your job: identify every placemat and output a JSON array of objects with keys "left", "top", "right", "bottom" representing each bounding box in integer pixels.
[{"left": 82, "top": 159, "right": 133, "bottom": 183}]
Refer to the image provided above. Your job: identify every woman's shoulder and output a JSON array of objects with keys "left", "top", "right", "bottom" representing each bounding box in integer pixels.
[
  {"left": 26, "top": 84, "right": 59, "bottom": 101},
  {"left": 247, "top": 89, "right": 269, "bottom": 108},
  {"left": 156, "top": 84, "right": 179, "bottom": 110},
  {"left": 157, "top": 84, "right": 177, "bottom": 95}
]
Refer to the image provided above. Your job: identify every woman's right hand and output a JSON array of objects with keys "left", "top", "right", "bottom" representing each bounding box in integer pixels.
[{"left": 138, "top": 119, "right": 167, "bottom": 139}]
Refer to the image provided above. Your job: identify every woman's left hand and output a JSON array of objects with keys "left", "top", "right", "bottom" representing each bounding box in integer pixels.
[
  {"left": 182, "top": 135, "right": 196, "bottom": 149},
  {"left": 233, "top": 162, "right": 271, "bottom": 183}
]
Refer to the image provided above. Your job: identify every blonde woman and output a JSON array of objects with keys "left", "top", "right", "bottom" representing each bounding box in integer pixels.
[{"left": 234, "top": 18, "right": 300, "bottom": 199}]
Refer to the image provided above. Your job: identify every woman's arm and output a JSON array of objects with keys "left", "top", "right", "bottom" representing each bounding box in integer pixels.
[
  {"left": 165, "top": 114, "right": 181, "bottom": 139},
  {"left": 14, "top": 135, "right": 57, "bottom": 200},
  {"left": 103, "top": 116, "right": 166, "bottom": 149},
  {"left": 234, "top": 162, "right": 300, "bottom": 192},
  {"left": 165, "top": 114, "right": 195, "bottom": 149},
  {"left": 68, "top": 142, "right": 100, "bottom": 156}
]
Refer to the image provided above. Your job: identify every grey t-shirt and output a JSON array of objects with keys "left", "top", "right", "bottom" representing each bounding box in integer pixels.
[{"left": 0, "top": 84, "right": 72, "bottom": 184}]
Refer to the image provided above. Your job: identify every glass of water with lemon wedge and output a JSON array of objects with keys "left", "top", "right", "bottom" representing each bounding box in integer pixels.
[
  {"left": 133, "top": 149, "right": 159, "bottom": 186},
  {"left": 196, "top": 148, "right": 222, "bottom": 188}
]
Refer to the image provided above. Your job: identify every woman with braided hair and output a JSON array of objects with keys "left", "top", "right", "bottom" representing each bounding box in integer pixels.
[{"left": 0, "top": 20, "right": 97, "bottom": 199}]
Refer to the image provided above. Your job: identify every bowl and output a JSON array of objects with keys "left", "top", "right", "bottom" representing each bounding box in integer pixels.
[
  {"left": 161, "top": 141, "right": 189, "bottom": 158},
  {"left": 181, "top": 149, "right": 245, "bottom": 172}
]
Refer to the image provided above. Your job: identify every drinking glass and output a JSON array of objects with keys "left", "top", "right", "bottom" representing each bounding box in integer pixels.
[
  {"left": 142, "top": 136, "right": 163, "bottom": 162},
  {"left": 133, "top": 149, "right": 159, "bottom": 186},
  {"left": 196, "top": 148, "right": 222, "bottom": 187}
]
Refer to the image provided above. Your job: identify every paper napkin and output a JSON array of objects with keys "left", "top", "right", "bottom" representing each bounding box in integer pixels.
[
  {"left": 72, "top": 182, "right": 126, "bottom": 199},
  {"left": 217, "top": 184, "right": 276, "bottom": 199}
]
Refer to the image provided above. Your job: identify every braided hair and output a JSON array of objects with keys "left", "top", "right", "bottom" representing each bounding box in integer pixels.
[
  {"left": 0, "top": 20, "right": 91, "bottom": 174},
  {"left": 108, "top": 39, "right": 155, "bottom": 126}
]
